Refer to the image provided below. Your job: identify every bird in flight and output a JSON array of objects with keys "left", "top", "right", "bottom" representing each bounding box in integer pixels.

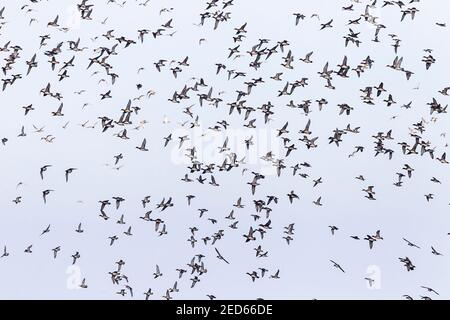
[{"left": 0, "top": 0, "right": 447, "bottom": 301}]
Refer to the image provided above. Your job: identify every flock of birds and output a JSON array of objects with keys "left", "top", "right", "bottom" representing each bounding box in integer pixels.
[{"left": 0, "top": 0, "right": 449, "bottom": 300}]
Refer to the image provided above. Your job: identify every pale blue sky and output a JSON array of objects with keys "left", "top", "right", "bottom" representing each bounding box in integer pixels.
[{"left": 0, "top": 0, "right": 449, "bottom": 300}]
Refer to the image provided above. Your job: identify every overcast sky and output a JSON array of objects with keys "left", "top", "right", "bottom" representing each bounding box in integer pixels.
[{"left": 0, "top": 0, "right": 449, "bottom": 300}]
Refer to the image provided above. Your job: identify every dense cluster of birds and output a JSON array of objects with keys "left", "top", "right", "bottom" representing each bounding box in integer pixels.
[{"left": 0, "top": 0, "right": 448, "bottom": 300}]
